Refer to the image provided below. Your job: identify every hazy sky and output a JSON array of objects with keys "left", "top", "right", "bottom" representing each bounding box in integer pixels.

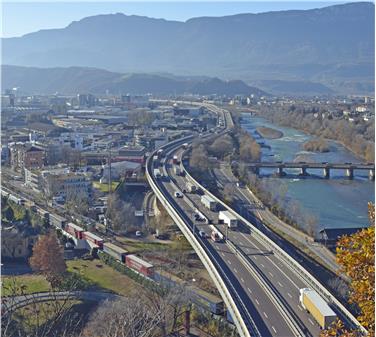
[{"left": 1, "top": 1, "right": 367, "bottom": 38}]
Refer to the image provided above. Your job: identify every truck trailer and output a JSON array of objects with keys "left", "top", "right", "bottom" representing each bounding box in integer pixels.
[
  {"left": 218, "top": 211, "right": 238, "bottom": 229},
  {"left": 201, "top": 195, "right": 217, "bottom": 211},
  {"left": 299, "top": 288, "right": 337, "bottom": 329}
]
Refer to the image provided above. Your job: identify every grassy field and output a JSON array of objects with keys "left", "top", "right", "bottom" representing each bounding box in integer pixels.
[
  {"left": 2, "top": 274, "right": 50, "bottom": 296},
  {"left": 66, "top": 259, "right": 140, "bottom": 296},
  {"left": 93, "top": 181, "right": 120, "bottom": 193},
  {"left": 3, "top": 259, "right": 142, "bottom": 297},
  {"left": 115, "top": 236, "right": 192, "bottom": 253}
]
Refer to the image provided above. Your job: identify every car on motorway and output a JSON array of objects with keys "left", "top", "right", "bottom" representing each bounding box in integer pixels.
[
  {"left": 174, "top": 191, "right": 183, "bottom": 198},
  {"left": 199, "top": 230, "right": 207, "bottom": 238},
  {"left": 322, "top": 161, "right": 328, "bottom": 164}
]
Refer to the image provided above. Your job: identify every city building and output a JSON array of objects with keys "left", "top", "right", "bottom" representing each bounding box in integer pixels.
[
  {"left": 10, "top": 143, "right": 45, "bottom": 171},
  {"left": 117, "top": 145, "right": 146, "bottom": 164},
  {"left": 41, "top": 168, "right": 92, "bottom": 200}
]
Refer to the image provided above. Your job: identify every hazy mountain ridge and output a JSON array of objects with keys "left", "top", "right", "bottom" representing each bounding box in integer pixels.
[
  {"left": 1, "top": 65, "right": 268, "bottom": 96},
  {"left": 2, "top": 2, "right": 374, "bottom": 94}
]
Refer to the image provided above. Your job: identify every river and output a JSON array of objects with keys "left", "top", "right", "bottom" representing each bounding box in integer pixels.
[{"left": 241, "top": 113, "right": 375, "bottom": 231}]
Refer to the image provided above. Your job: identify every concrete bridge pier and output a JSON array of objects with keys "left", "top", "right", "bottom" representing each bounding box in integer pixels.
[
  {"left": 323, "top": 167, "right": 330, "bottom": 179},
  {"left": 369, "top": 169, "right": 375, "bottom": 181},
  {"left": 253, "top": 167, "right": 260, "bottom": 176},
  {"left": 345, "top": 168, "right": 354, "bottom": 179},
  {"left": 300, "top": 166, "right": 308, "bottom": 176},
  {"left": 277, "top": 166, "right": 284, "bottom": 177}
]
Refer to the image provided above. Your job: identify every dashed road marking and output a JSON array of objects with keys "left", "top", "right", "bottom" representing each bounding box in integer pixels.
[
  {"left": 268, "top": 272, "right": 274, "bottom": 278},
  {"left": 263, "top": 312, "right": 268, "bottom": 319},
  {"left": 241, "top": 278, "right": 245, "bottom": 283},
  {"left": 298, "top": 305, "right": 303, "bottom": 311},
  {"left": 221, "top": 252, "right": 225, "bottom": 257},
  {"left": 260, "top": 263, "right": 265, "bottom": 268},
  {"left": 234, "top": 269, "right": 238, "bottom": 274},
  {"left": 287, "top": 293, "right": 292, "bottom": 298},
  {"left": 278, "top": 282, "right": 283, "bottom": 287},
  {"left": 272, "top": 326, "right": 277, "bottom": 333},
  {"left": 308, "top": 319, "right": 315, "bottom": 326},
  {"left": 254, "top": 256, "right": 257, "bottom": 260},
  {"left": 247, "top": 288, "right": 252, "bottom": 294},
  {"left": 255, "top": 299, "right": 259, "bottom": 305},
  {"left": 228, "top": 260, "right": 231, "bottom": 265}
]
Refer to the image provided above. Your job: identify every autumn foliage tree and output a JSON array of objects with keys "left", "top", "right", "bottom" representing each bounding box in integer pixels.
[
  {"left": 321, "top": 203, "right": 375, "bottom": 337},
  {"left": 29, "top": 231, "right": 67, "bottom": 287}
]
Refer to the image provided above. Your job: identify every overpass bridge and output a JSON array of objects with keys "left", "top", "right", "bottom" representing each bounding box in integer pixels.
[{"left": 240, "top": 162, "right": 375, "bottom": 180}]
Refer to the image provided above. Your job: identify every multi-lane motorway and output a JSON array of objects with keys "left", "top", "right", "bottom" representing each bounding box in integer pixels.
[
  {"left": 146, "top": 101, "right": 365, "bottom": 337},
  {"left": 161, "top": 144, "right": 321, "bottom": 337}
]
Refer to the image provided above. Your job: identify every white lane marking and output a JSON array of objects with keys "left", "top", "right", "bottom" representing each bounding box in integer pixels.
[
  {"left": 240, "top": 233, "right": 300, "bottom": 290},
  {"left": 228, "top": 260, "right": 231, "bottom": 265},
  {"left": 268, "top": 272, "right": 274, "bottom": 278},
  {"left": 246, "top": 248, "right": 250, "bottom": 253},
  {"left": 253, "top": 256, "right": 257, "bottom": 260},
  {"left": 278, "top": 282, "right": 283, "bottom": 288},
  {"left": 221, "top": 252, "right": 225, "bottom": 257},
  {"left": 272, "top": 326, "right": 277, "bottom": 333},
  {"left": 298, "top": 305, "right": 303, "bottom": 311},
  {"left": 241, "top": 278, "right": 245, "bottom": 283},
  {"left": 308, "top": 318, "right": 315, "bottom": 326},
  {"left": 234, "top": 268, "right": 238, "bottom": 274},
  {"left": 263, "top": 312, "right": 268, "bottom": 319},
  {"left": 260, "top": 263, "right": 265, "bottom": 268},
  {"left": 287, "top": 293, "right": 292, "bottom": 298},
  {"left": 247, "top": 288, "right": 252, "bottom": 294},
  {"left": 255, "top": 299, "right": 259, "bottom": 305}
]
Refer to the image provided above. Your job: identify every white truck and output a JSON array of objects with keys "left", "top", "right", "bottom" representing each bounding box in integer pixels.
[
  {"left": 218, "top": 211, "right": 238, "bottom": 229},
  {"left": 153, "top": 168, "right": 161, "bottom": 179},
  {"left": 299, "top": 288, "right": 337, "bottom": 329},
  {"left": 201, "top": 195, "right": 217, "bottom": 211},
  {"left": 173, "top": 166, "right": 182, "bottom": 176}
]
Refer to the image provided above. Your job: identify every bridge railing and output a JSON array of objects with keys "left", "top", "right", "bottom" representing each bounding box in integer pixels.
[
  {"left": 146, "top": 137, "right": 258, "bottom": 337},
  {"left": 181, "top": 153, "right": 367, "bottom": 335}
]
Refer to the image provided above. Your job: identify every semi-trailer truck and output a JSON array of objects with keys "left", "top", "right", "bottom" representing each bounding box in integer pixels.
[
  {"left": 201, "top": 195, "right": 217, "bottom": 211},
  {"left": 299, "top": 288, "right": 337, "bottom": 329},
  {"left": 218, "top": 211, "right": 238, "bottom": 229}
]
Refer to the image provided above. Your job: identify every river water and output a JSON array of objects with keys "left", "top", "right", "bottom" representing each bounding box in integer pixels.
[{"left": 241, "top": 113, "right": 375, "bottom": 231}]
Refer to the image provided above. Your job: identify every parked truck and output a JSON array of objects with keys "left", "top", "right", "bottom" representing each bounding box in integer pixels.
[
  {"left": 201, "top": 195, "right": 217, "bottom": 211},
  {"left": 299, "top": 288, "right": 337, "bottom": 329},
  {"left": 218, "top": 211, "right": 238, "bottom": 229},
  {"left": 186, "top": 182, "right": 197, "bottom": 193}
]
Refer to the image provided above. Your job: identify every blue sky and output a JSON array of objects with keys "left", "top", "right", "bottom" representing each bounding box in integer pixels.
[{"left": 1, "top": 1, "right": 367, "bottom": 37}]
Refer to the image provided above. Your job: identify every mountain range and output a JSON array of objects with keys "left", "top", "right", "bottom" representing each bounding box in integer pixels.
[
  {"left": 1, "top": 65, "right": 268, "bottom": 96},
  {"left": 2, "top": 2, "right": 375, "bottom": 95}
]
